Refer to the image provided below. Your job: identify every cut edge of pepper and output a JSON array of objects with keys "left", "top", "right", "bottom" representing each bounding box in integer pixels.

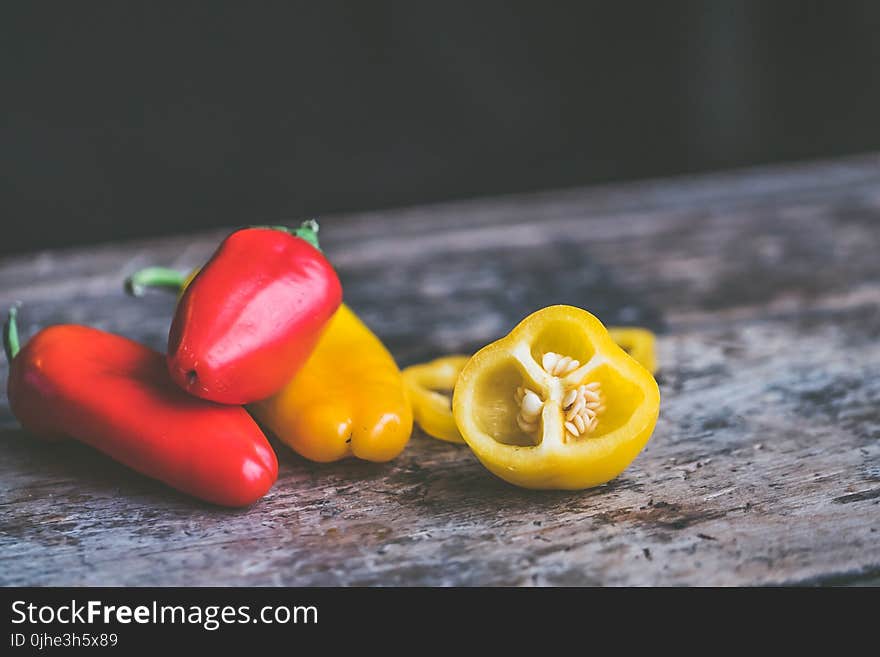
[
  {"left": 453, "top": 305, "right": 660, "bottom": 459},
  {"left": 456, "top": 349, "right": 658, "bottom": 464}
]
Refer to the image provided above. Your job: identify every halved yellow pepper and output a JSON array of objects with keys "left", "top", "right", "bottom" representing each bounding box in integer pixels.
[
  {"left": 403, "top": 326, "right": 656, "bottom": 445},
  {"left": 452, "top": 305, "right": 659, "bottom": 489}
]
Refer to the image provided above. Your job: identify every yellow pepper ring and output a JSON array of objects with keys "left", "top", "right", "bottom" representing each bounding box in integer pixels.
[
  {"left": 403, "top": 325, "right": 657, "bottom": 445},
  {"left": 452, "top": 305, "right": 660, "bottom": 490},
  {"left": 607, "top": 327, "right": 657, "bottom": 375},
  {"left": 403, "top": 355, "right": 471, "bottom": 444}
]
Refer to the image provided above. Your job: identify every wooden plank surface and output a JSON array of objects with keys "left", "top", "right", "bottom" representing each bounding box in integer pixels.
[{"left": 1, "top": 154, "right": 879, "bottom": 586}]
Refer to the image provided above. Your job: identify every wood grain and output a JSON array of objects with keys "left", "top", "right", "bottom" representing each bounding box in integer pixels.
[{"left": 1, "top": 154, "right": 879, "bottom": 586}]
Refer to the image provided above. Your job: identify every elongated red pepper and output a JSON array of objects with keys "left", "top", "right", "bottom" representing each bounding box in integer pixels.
[
  {"left": 166, "top": 221, "right": 342, "bottom": 404},
  {"left": 3, "top": 308, "right": 277, "bottom": 507}
]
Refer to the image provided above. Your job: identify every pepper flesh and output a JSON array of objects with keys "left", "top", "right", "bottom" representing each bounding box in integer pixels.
[
  {"left": 403, "top": 328, "right": 656, "bottom": 444},
  {"left": 127, "top": 266, "right": 412, "bottom": 463},
  {"left": 452, "top": 305, "right": 659, "bottom": 490},
  {"left": 167, "top": 223, "right": 342, "bottom": 405},
  {"left": 4, "top": 314, "right": 277, "bottom": 506}
]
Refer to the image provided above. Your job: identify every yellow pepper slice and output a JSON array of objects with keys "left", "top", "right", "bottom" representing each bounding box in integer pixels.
[
  {"left": 452, "top": 305, "right": 659, "bottom": 489},
  {"left": 607, "top": 327, "right": 657, "bottom": 374},
  {"left": 253, "top": 304, "right": 412, "bottom": 462},
  {"left": 402, "top": 355, "right": 470, "bottom": 444},
  {"left": 403, "top": 326, "right": 656, "bottom": 444},
  {"left": 126, "top": 267, "right": 412, "bottom": 463}
]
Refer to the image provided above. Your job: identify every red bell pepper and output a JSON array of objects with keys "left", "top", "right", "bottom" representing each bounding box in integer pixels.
[
  {"left": 3, "top": 308, "right": 277, "bottom": 507},
  {"left": 166, "top": 221, "right": 342, "bottom": 405}
]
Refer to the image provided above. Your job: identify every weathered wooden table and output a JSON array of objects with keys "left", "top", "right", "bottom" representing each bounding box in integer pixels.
[{"left": 2, "top": 155, "right": 879, "bottom": 586}]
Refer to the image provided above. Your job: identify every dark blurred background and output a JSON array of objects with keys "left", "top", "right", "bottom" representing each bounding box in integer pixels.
[{"left": 3, "top": 1, "right": 880, "bottom": 255}]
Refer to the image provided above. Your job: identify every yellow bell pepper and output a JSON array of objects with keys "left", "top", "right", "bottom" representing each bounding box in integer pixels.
[
  {"left": 452, "top": 305, "right": 660, "bottom": 490},
  {"left": 125, "top": 267, "right": 412, "bottom": 463},
  {"left": 253, "top": 304, "right": 412, "bottom": 462},
  {"left": 402, "top": 355, "right": 470, "bottom": 444},
  {"left": 403, "top": 326, "right": 656, "bottom": 444}
]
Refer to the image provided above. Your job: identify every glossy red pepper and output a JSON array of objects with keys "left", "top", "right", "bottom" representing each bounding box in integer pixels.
[
  {"left": 3, "top": 309, "right": 277, "bottom": 507},
  {"left": 166, "top": 221, "right": 343, "bottom": 404}
]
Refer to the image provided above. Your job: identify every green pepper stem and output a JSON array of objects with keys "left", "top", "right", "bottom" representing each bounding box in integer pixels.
[
  {"left": 124, "top": 267, "right": 188, "bottom": 297},
  {"left": 293, "top": 219, "right": 320, "bottom": 250},
  {"left": 3, "top": 306, "right": 21, "bottom": 363},
  {"left": 253, "top": 219, "right": 322, "bottom": 251}
]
